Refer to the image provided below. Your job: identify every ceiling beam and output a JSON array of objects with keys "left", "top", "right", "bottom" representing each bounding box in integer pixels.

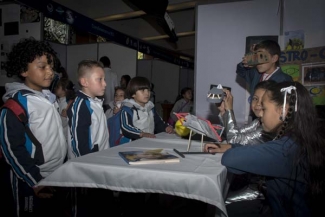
[
  {"left": 142, "top": 31, "right": 195, "bottom": 41},
  {"left": 95, "top": 1, "right": 197, "bottom": 22}
]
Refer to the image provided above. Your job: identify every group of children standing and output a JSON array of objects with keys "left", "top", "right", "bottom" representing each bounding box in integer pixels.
[
  {"left": 1, "top": 37, "right": 324, "bottom": 217},
  {"left": 0, "top": 38, "right": 174, "bottom": 217}
]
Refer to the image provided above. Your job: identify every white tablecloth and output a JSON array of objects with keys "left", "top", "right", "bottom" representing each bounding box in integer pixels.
[{"left": 39, "top": 133, "right": 229, "bottom": 216}]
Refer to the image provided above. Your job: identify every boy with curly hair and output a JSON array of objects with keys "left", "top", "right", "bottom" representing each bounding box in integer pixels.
[{"left": 0, "top": 38, "right": 67, "bottom": 217}]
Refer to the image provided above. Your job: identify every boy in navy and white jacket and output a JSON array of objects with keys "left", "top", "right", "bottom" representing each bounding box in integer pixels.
[
  {"left": 67, "top": 60, "right": 109, "bottom": 158},
  {"left": 0, "top": 38, "right": 67, "bottom": 217},
  {"left": 121, "top": 76, "right": 173, "bottom": 140}
]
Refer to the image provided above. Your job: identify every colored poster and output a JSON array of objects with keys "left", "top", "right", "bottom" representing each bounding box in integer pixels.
[
  {"left": 284, "top": 30, "right": 304, "bottom": 51},
  {"left": 281, "top": 64, "right": 300, "bottom": 81},
  {"left": 306, "top": 85, "right": 325, "bottom": 105}
]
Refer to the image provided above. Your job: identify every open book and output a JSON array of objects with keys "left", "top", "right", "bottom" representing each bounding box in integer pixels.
[
  {"left": 119, "top": 149, "right": 180, "bottom": 165},
  {"left": 175, "top": 113, "right": 224, "bottom": 142}
]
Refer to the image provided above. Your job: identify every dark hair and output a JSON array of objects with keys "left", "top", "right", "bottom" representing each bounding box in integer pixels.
[
  {"left": 265, "top": 81, "right": 325, "bottom": 203},
  {"left": 77, "top": 60, "right": 103, "bottom": 79},
  {"left": 175, "top": 87, "right": 192, "bottom": 103},
  {"left": 56, "top": 78, "right": 75, "bottom": 100},
  {"left": 99, "top": 56, "right": 111, "bottom": 67},
  {"left": 126, "top": 76, "right": 150, "bottom": 99},
  {"left": 254, "top": 80, "right": 277, "bottom": 92},
  {"left": 57, "top": 66, "right": 68, "bottom": 78},
  {"left": 254, "top": 40, "right": 281, "bottom": 67},
  {"left": 121, "top": 74, "right": 131, "bottom": 88},
  {"left": 5, "top": 38, "right": 56, "bottom": 80},
  {"left": 114, "top": 86, "right": 126, "bottom": 95}
]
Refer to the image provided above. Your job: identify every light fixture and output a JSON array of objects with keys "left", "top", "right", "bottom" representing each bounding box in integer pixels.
[{"left": 207, "top": 84, "right": 224, "bottom": 103}]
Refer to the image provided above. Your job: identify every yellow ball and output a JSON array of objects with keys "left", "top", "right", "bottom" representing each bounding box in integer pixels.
[{"left": 175, "top": 118, "right": 190, "bottom": 137}]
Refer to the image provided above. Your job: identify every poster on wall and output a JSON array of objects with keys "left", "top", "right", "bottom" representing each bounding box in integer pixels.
[
  {"left": 281, "top": 46, "right": 325, "bottom": 105},
  {"left": 284, "top": 30, "right": 304, "bottom": 51}
]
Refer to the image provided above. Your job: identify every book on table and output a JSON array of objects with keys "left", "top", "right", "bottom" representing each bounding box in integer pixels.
[{"left": 119, "top": 149, "right": 180, "bottom": 165}]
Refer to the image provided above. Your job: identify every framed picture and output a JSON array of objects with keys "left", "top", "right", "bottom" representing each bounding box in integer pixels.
[{"left": 301, "top": 63, "right": 325, "bottom": 86}]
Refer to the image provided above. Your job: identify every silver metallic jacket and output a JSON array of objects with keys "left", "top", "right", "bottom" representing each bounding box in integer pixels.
[
  {"left": 218, "top": 109, "right": 271, "bottom": 204},
  {"left": 219, "top": 109, "right": 264, "bottom": 145}
]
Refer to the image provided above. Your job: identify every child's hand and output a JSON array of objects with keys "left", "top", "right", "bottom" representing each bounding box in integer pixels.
[
  {"left": 223, "top": 89, "right": 233, "bottom": 110},
  {"left": 165, "top": 125, "right": 174, "bottom": 134},
  {"left": 242, "top": 56, "right": 251, "bottom": 68},
  {"left": 204, "top": 143, "right": 231, "bottom": 153},
  {"left": 140, "top": 132, "right": 156, "bottom": 138},
  {"left": 113, "top": 107, "right": 121, "bottom": 115},
  {"left": 61, "top": 109, "right": 67, "bottom": 117},
  {"left": 216, "top": 101, "right": 225, "bottom": 115},
  {"left": 242, "top": 44, "right": 256, "bottom": 67}
]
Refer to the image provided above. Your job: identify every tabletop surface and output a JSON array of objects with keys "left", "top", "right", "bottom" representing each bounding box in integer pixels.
[{"left": 39, "top": 133, "right": 229, "bottom": 216}]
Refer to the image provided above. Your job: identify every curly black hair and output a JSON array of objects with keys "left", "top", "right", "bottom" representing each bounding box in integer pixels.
[{"left": 5, "top": 37, "right": 57, "bottom": 80}]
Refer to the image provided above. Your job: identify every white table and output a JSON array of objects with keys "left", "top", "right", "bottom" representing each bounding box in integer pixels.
[{"left": 39, "top": 133, "right": 229, "bottom": 216}]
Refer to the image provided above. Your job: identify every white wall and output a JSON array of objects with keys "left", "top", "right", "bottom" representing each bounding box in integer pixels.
[
  {"left": 195, "top": 0, "right": 280, "bottom": 124},
  {"left": 66, "top": 42, "right": 137, "bottom": 90},
  {"left": 66, "top": 43, "right": 98, "bottom": 88},
  {"left": 138, "top": 59, "right": 180, "bottom": 103},
  {"left": 98, "top": 42, "right": 137, "bottom": 83},
  {"left": 49, "top": 41, "right": 67, "bottom": 70},
  {"left": 0, "top": 4, "right": 41, "bottom": 86},
  {"left": 282, "top": 0, "right": 325, "bottom": 49}
]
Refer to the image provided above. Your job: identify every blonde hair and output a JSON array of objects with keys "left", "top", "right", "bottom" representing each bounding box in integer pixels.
[{"left": 77, "top": 60, "right": 103, "bottom": 79}]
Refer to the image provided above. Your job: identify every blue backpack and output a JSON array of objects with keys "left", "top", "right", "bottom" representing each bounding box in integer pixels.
[{"left": 107, "top": 106, "right": 133, "bottom": 147}]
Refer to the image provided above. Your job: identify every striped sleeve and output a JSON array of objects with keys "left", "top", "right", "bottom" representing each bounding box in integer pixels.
[
  {"left": 120, "top": 109, "right": 142, "bottom": 140},
  {"left": 153, "top": 108, "right": 168, "bottom": 133},
  {"left": 68, "top": 98, "right": 93, "bottom": 157},
  {"left": 0, "top": 109, "right": 42, "bottom": 187}
]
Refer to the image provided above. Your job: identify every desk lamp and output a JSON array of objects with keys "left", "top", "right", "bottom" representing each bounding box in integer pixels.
[{"left": 207, "top": 84, "right": 224, "bottom": 103}]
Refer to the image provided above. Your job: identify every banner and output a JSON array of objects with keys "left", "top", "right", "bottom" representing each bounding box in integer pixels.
[{"left": 17, "top": 0, "right": 194, "bottom": 69}]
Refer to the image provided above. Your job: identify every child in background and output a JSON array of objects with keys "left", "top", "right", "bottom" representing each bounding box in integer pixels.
[
  {"left": 121, "top": 76, "right": 174, "bottom": 140},
  {"left": 168, "top": 87, "right": 193, "bottom": 127},
  {"left": 55, "top": 77, "right": 75, "bottom": 142},
  {"left": 105, "top": 87, "right": 125, "bottom": 119},
  {"left": 236, "top": 40, "right": 292, "bottom": 102},
  {"left": 67, "top": 60, "right": 109, "bottom": 158},
  {"left": 0, "top": 38, "right": 67, "bottom": 217},
  {"left": 205, "top": 81, "right": 325, "bottom": 216},
  {"left": 120, "top": 74, "right": 131, "bottom": 89}
]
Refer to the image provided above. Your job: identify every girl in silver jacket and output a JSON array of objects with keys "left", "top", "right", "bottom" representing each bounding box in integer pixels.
[
  {"left": 218, "top": 80, "right": 277, "bottom": 145},
  {"left": 217, "top": 80, "right": 276, "bottom": 206}
]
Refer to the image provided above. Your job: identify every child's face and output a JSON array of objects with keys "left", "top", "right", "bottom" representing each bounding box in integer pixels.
[
  {"left": 82, "top": 67, "right": 106, "bottom": 98},
  {"left": 55, "top": 85, "right": 65, "bottom": 98},
  {"left": 183, "top": 90, "right": 193, "bottom": 101},
  {"left": 255, "top": 48, "right": 278, "bottom": 74},
  {"left": 260, "top": 91, "right": 283, "bottom": 132},
  {"left": 114, "top": 89, "right": 125, "bottom": 102},
  {"left": 133, "top": 88, "right": 150, "bottom": 107},
  {"left": 250, "top": 88, "right": 266, "bottom": 117},
  {"left": 21, "top": 55, "right": 54, "bottom": 91}
]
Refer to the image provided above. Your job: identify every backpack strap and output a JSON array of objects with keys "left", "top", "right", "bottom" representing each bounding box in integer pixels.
[{"left": 1, "top": 99, "right": 44, "bottom": 163}]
